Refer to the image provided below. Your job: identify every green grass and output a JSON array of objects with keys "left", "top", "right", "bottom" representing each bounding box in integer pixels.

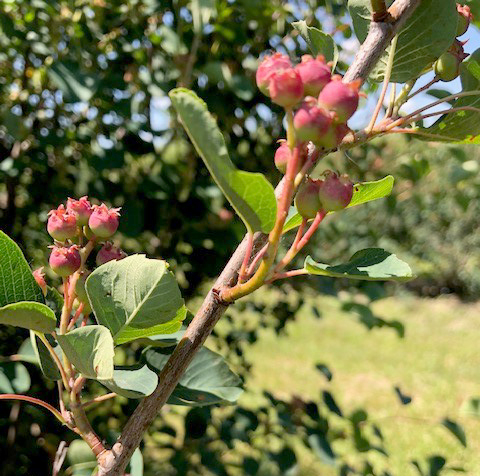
[{"left": 245, "top": 293, "right": 480, "bottom": 475}]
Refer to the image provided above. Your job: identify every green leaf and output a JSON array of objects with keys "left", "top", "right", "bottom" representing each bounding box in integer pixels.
[
  {"left": 348, "top": 0, "right": 457, "bottom": 82},
  {"left": 144, "top": 346, "right": 243, "bottom": 406},
  {"left": 0, "top": 362, "right": 31, "bottom": 393},
  {"left": 100, "top": 365, "right": 158, "bottom": 398},
  {"left": 15, "top": 338, "right": 39, "bottom": 365},
  {"left": 30, "top": 331, "right": 62, "bottom": 381},
  {"left": 304, "top": 248, "right": 413, "bottom": 282},
  {"left": 48, "top": 61, "right": 99, "bottom": 102},
  {"left": 292, "top": 21, "right": 338, "bottom": 70},
  {"left": 442, "top": 418, "right": 467, "bottom": 447},
  {"left": 128, "top": 449, "right": 143, "bottom": 476},
  {"left": 56, "top": 326, "right": 114, "bottom": 380},
  {"left": 308, "top": 432, "right": 336, "bottom": 466},
  {"left": 419, "top": 50, "right": 480, "bottom": 143},
  {"left": 132, "top": 327, "right": 185, "bottom": 347},
  {"left": 67, "top": 440, "right": 97, "bottom": 476},
  {"left": 0, "top": 301, "right": 56, "bottom": 333},
  {"left": 0, "top": 231, "right": 44, "bottom": 306},
  {"left": 283, "top": 176, "right": 394, "bottom": 233},
  {"left": 86, "top": 255, "right": 186, "bottom": 345},
  {"left": 169, "top": 88, "right": 277, "bottom": 233}
]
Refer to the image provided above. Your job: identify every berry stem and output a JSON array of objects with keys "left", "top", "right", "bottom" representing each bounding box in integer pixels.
[
  {"left": 273, "top": 218, "right": 307, "bottom": 274},
  {"left": 392, "top": 79, "right": 416, "bottom": 116},
  {"left": 294, "top": 148, "right": 320, "bottom": 188},
  {"left": 267, "top": 268, "right": 309, "bottom": 283},
  {"left": 238, "top": 232, "right": 254, "bottom": 284},
  {"left": 246, "top": 242, "right": 268, "bottom": 276},
  {"left": 0, "top": 394, "right": 65, "bottom": 424},
  {"left": 286, "top": 108, "right": 295, "bottom": 149},
  {"left": 405, "top": 75, "right": 439, "bottom": 102},
  {"left": 388, "top": 106, "right": 480, "bottom": 129},
  {"left": 37, "top": 332, "right": 71, "bottom": 391},
  {"left": 366, "top": 34, "right": 398, "bottom": 133},
  {"left": 81, "top": 393, "right": 117, "bottom": 409}
]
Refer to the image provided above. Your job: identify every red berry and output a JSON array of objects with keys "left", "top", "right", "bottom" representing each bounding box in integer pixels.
[
  {"left": 96, "top": 242, "right": 127, "bottom": 266},
  {"left": 318, "top": 78, "right": 360, "bottom": 123},
  {"left": 268, "top": 68, "right": 304, "bottom": 108},
  {"left": 274, "top": 141, "right": 292, "bottom": 174},
  {"left": 318, "top": 171, "right": 353, "bottom": 212},
  {"left": 47, "top": 205, "right": 78, "bottom": 242},
  {"left": 33, "top": 267, "right": 47, "bottom": 296},
  {"left": 456, "top": 4, "right": 473, "bottom": 36},
  {"left": 49, "top": 245, "right": 81, "bottom": 277},
  {"left": 67, "top": 196, "right": 92, "bottom": 226},
  {"left": 294, "top": 98, "right": 332, "bottom": 145},
  {"left": 295, "top": 178, "right": 322, "bottom": 219},
  {"left": 256, "top": 53, "right": 292, "bottom": 96},
  {"left": 295, "top": 55, "right": 331, "bottom": 97},
  {"left": 88, "top": 204, "right": 121, "bottom": 239}
]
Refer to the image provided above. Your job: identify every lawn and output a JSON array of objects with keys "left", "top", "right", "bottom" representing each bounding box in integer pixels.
[{"left": 245, "top": 293, "right": 480, "bottom": 475}]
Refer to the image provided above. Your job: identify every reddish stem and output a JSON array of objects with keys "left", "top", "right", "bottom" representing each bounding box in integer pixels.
[
  {"left": 238, "top": 232, "right": 254, "bottom": 284},
  {"left": 0, "top": 394, "right": 65, "bottom": 423},
  {"left": 246, "top": 242, "right": 268, "bottom": 276},
  {"left": 67, "top": 303, "right": 84, "bottom": 331},
  {"left": 268, "top": 268, "right": 309, "bottom": 283}
]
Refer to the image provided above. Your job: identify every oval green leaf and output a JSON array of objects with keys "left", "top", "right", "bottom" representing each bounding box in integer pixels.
[
  {"left": 169, "top": 88, "right": 277, "bottom": 233},
  {"left": 304, "top": 248, "right": 413, "bottom": 282},
  {"left": 86, "top": 255, "right": 186, "bottom": 345},
  {"left": 348, "top": 0, "right": 457, "bottom": 82},
  {"left": 56, "top": 325, "right": 115, "bottom": 380},
  {"left": 0, "top": 362, "right": 31, "bottom": 393},
  {"left": 144, "top": 346, "right": 243, "bottom": 406},
  {"left": 100, "top": 365, "right": 158, "bottom": 399},
  {"left": 283, "top": 175, "right": 394, "bottom": 233},
  {"left": 30, "top": 331, "right": 62, "bottom": 381},
  {"left": 292, "top": 21, "right": 338, "bottom": 70},
  {"left": 0, "top": 301, "right": 56, "bottom": 333},
  {"left": 0, "top": 231, "right": 44, "bottom": 306}
]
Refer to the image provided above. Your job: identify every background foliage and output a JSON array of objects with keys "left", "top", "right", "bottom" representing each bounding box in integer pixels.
[{"left": 0, "top": 0, "right": 479, "bottom": 475}]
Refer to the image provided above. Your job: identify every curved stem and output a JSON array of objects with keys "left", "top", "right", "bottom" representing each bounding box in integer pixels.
[
  {"left": 294, "top": 148, "right": 320, "bottom": 188},
  {"left": 366, "top": 34, "right": 398, "bottom": 133},
  {"left": 38, "top": 333, "right": 71, "bottom": 391},
  {"left": 389, "top": 106, "right": 480, "bottom": 129},
  {"left": 238, "top": 232, "right": 254, "bottom": 284},
  {"left": 405, "top": 75, "right": 439, "bottom": 102},
  {"left": 246, "top": 242, "right": 268, "bottom": 276},
  {"left": 267, "top": 269, "right": 309, "bottom": 283},
  {"left": 82, "top": 393, "right": 117, "bottom": 409},
  {"left": 0, "top": 394, "right": 65, "bottom": 424},
  {"left": 273, "top": 218, "right": 307, "bottom": 274},
  {"left": 67, "top": 303, "right": 85, "bottom": 331}
]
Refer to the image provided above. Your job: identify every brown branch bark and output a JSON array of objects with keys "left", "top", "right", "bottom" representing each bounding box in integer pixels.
[{"left": 97, "top": 0, "right": 421, "bottom": 473}]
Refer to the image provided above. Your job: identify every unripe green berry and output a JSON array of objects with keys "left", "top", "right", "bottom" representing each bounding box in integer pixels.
[
  {"left": 295, "top": 178, "right": 322, "bottom": 219},
  {"left": 434, "top": 52, "right": 460, "bottom": 82}
]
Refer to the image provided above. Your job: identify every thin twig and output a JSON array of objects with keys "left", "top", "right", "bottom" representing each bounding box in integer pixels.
[
  {"left": 246, "top": 242, "right": 268, "bottom": 276},
  {"left": 38, "top": 333, "right": 71, "bottom": 391},
  {"left": 238, "top": 233, "right": 254, "bottom": 284},
  {"left": 82, "top": 393, "right": 117, "bottom": 409},
  {"left": 0, "top": 394, "right": 65, "bottom": 424},
  {"left": 267, "top": 269, "right": 309, "bottom": 283},
  {"left": 390, "top": 106, "right": 480, "bottom": 128},
  {"left": 405, "top": 75, "right": 439, "bottom": 102},
  {"left": 67, "top": 303, "right": 84, "bottom": 331}
]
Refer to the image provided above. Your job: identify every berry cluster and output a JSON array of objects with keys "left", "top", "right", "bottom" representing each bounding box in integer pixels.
[
  {"left": 256, "top": 53, "right": 360, "bottom": 151},
  {"left": 434, "top": 3, "right": 473, "bottom": 82},
  {"left": 35, "top": 197, "right": 127, "bottom": 315},
  {"left": 295, "top": 171, "right": 353, "bottom": 218}
]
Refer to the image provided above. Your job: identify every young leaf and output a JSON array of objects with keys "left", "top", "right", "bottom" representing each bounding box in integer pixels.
[
  {"left": 419, "top": 49, "right": 480, "bottom": 143},
  {"left": 86, "top": 255, "right": 186, "bottom": 345},
  {"left": 56, "top": 325, "right": 115, "bottom": 380},
  {"left": 442, "top": 418, "right": 467, "bottom": 447},
  {"left": 30, "top": 331, "right": 62, "bottom": 381},
  {"left": 283, "top": 176, "right": 394, "bottom": 233},
  {"left": 348, "top": 0, "right": 457, "bottom": 82},
  {"left": 100, "top": 365, "right": 158, "bottom": 399},
  {"left": 0, "top": 362, "right": 31, "bottom": 393},
  {"left": 169, "top": 88, "right": 277, "bottom": 234},
  {"left": 0, "top": 301, "right": 56, "bottom": 333},
  {"left": 143, "top": 346, "right": 243, "bottom": 406},
  {"left": 304, "top": 248, "right": 413, "bottom": 282},
  {"left": 0, "top": 231, "right": 44, "bottom": 306},
  {"left": 292, "top": 21, "right": 338, "bottom": 69}
]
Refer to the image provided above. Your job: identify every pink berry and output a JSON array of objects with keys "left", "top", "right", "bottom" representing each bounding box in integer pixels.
[
  {"left": 268, "top": 68, "right": 304, "bottom": 108},
  {"left": 295, "top": 55, "right": 331, "bottom": 97},
  {"left": 318, "top": 171, "right": 353, "bottom": 212},
  {"left": 47, "top": 205, "right": 78, "bottom": 242},
  {"left": 293, "top": 98, "right": 332, "bottom": 145},
  {"left": 256, "top": 53, "right": 292, "bottom": 96},
  {"left": 318, "top": 78, "right": 360, "bottom": 123},
  {"left": 96, "top": 242, "right": 127, "bottom": 266},
  {"left": 67, "top": 196, "right": 92, "bottom": 226},
  {"left": 88, "top": 204, "right": 121, "bottom": 238},
  {"left": 295, "top": 178, "right": 322, "bottom": 219},
  {"left": 33, "top": 267, "right": 47, "bottom": 296},
  {"left": 274, "top": 141, "right": 292, "bottom": 174},
  {"left": 49, "top": 245, "right": 81, "bottom": 277},
  {"left": 456, "top": 4, "right": 473, "bottom": 36}
]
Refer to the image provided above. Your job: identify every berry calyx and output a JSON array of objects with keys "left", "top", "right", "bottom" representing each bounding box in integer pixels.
[
  {"left": 274, "top": 141, "right": 292, "bottom": 174},
  {"left": 295, "top": 55, "right": 331, "bottom": 97},
  {"left": 96, "top": 242, "right": 127, "bottom": 266},
  {"left": 47, "top": 205, "right": 77, "bottom": 241},
  {"left": 88, "top": 204, "right": 121, "bottom": 239},
  {"left": 33, "top": 267, "right": 47, "bottom": 296},
  {"left": 67, "top": 196, "right": 92, "bottom": 226},
  {"left": 268, "top": 68, "right": 304, "bottom": 108},
  {"left": 49, "top": 245, "right": 81, "bottom": 277},
  {"left": 318, "top": 77, "right": 360, "bottom": 123},
  {"left": 295, "top": 178, "right": 323, "bottom": 219},
  {"left": 456, "top": 4, "right": 473, "bottom": 36},
  {"left": 317, "top": 171, "right": 353, "bottom": 212},
  {"left": 256, "top": 53, "right": 292, "bottom": 96},
  {"left": 294, "top": 97, "right": 332, "bottom": 145}
]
